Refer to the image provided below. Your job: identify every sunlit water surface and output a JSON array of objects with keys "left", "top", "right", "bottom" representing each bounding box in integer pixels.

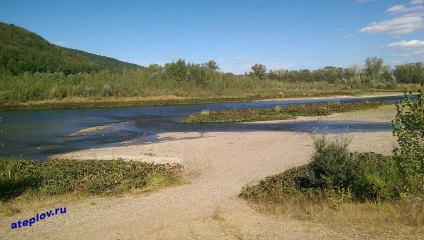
[{"left": 0, "top": 95, "right": 405, "bottom": 161}]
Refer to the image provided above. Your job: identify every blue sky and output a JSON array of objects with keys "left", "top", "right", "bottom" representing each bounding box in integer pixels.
[{"left": 1, "top": 0, "right": 423, "bottom": 73}]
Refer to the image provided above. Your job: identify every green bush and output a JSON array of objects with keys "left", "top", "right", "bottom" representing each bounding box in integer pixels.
[
  {"left": 309, "top": 135, "right": 359, "bottom": 190},
  {"left": 241, "top": 135, "right": 406, "bottom": 202},
  {"left": 239, "top": 165, "right": 311, "bottom": 200},
  {"left": 353, "top": 153, "right": 403, "bottom": 201}
]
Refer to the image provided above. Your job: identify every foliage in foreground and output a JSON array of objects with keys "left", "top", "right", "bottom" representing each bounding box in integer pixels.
[
  {"left": 240, "top": 89, "right": 424, "bottom": 233},
  {"left": 239, "top": 135, "right": 424, "bottom": 231},
  {"left": 392, "top": 89, "right": 424, "bottom": 190},
  {"left": 0, "top": 159, "right": 182, "bottom": 202},
  {"left": 184, "top": 101, "right": 389, "bottom": 123},
  {"left": 240, "top": 135, "right": 409, "bottom": 203}
]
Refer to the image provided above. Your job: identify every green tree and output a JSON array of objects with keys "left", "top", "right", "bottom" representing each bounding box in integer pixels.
[
  {"left": 364, "top": 57, "right": 395, "bottom": 88},
  {"left": 250, "top": 63, "right": 267, "bottom": 80},
  {"left": 187, "top": 63, "right": 208, "bottom": 86},
  {"left": 364, "top": 57, "right": 384, "bottom": 77},
  {"left": 204, "top": 60, "right": 220, "bottom": 71},
  {"left": 165, "top": 59, "right": 187, "bottom": 82},
  {"left": 392, "top": 88, "right": 424, "bottom": 192},
  {"left": 394, "top": 62, "right": 424, "bottom": 84},
  {"left": 345, "top": 64, "right": 363, "bottom": 86},
  {"left": 314, "top": 66, "right": 344, "bottom": 83}
]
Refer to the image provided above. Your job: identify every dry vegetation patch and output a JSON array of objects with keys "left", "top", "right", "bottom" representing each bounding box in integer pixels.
[
  {"left": 184, "top": 101, "right": 390, "bottom": 123},
  {"left": 0, "top": 159, "right": 183, "bottom": 217}
]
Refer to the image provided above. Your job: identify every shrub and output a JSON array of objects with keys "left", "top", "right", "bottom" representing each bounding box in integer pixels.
[
  {"left": 241, "top": 135, "right": 406, "bottom": 202},
  {"left": 309, "top": 136, "right": 405, "bottom": 201},
  {"left": 309, "top": 135, "right": 359, "bottom": 190},
  {"left": 239, "top": 165, "right": 311, "bottom": 200},
  {"left": 353, "top": 153, "right": 403, "bottom": 201}
]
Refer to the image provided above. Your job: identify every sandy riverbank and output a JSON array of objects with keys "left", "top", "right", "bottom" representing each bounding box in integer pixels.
[
  {"left": 54, "top": 104, "right": 397, "bottom": 163},
  {"left": 1, "top": 104, "right": 403, "bottom": 239},
  {"left": 257, "top": 92, "right": 405, "bottom": 102}
]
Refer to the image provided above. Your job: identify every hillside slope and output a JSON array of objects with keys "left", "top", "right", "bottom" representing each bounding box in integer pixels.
[{"left": 0, "top": 22, "right": 141, "bottom": 75}]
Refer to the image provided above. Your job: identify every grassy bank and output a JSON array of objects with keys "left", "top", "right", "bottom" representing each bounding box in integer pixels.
[
  {"left": 0, "top": 89, "right": 376, "bottom": 110},
  {"left": 0, "top": 96, "right": 257, "bottom": 110},
  {"left": 184, "top": 101, "right": 390, "bottom": 123},
  {"left": 239, "top": 135, "right": 424, "bottom": 238},
  {"left": 2, "top": 69, "right": 419, "bottom": 110},
  {"left": 0, "top": 69, "right": 360, "bottom": 108},
  {"left": 0, "top": 159, "right": 183, "bottom": 216}
]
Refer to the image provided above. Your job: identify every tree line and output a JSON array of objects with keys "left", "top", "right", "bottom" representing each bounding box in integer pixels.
[
  {"left": 0, "top": 57, "right": 423, "bottom": 105},
  {"left": 250, "top": 57, "right": 424, "bottom": 86},
  {"left": 1, "top": 22, "right": 422, "bottom": 88}
]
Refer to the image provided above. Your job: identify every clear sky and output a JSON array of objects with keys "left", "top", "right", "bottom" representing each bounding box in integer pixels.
[{"left": 0, "top": 0, "right": 423, "bottom": 73}]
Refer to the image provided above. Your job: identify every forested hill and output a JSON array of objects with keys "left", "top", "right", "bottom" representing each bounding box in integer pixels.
[{"left": 0, "top": 22, "right": 141, "bottom": 75}]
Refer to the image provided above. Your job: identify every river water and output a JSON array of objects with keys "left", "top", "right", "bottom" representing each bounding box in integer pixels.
[{"left": 0, "top": 95, "right": 405, "bottom": 161}]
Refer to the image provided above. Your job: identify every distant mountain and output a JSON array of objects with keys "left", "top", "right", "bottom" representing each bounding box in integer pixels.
[{"left": 0, "top": 22, "right": 142, "bottom": 75}]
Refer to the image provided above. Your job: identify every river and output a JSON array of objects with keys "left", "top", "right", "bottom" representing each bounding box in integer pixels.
[{"left": 0, "top": 95, "right": 405, "bottom": 161}]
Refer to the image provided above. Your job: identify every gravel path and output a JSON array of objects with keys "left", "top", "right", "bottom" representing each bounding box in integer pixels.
[{"left": 1, "top": 105, "right": 397, "bottom": 239}]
